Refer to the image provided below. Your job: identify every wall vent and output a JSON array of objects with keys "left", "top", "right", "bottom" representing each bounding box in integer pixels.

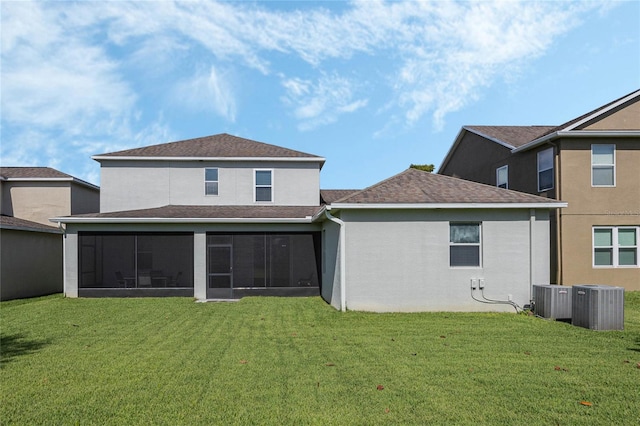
[
  {"left": 571, "top": 285, "right": 624, "bottom": 331},
  {"left": 532, "top": 285, "right": 572, "bottom": 320}
]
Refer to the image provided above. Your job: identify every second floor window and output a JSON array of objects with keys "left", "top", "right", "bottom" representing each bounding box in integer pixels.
[
  {"left": 496, "top": 165, "right": 508, "bottom": 189},
  {"left": 205, "top": 168, "right": 219, "bottom": 195},
  {"left": 537, "top": 148, "right": 554, "bottom": 192},
  {"left": 592, "top": 144, "right": 615, "bottom": 186},
  {"left": 255, "top": 170, "right": 273, "bottom": 202}
]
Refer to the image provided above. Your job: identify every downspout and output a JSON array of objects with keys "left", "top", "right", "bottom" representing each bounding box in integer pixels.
[
  {"left": 325, "top": 208, "right": 346, "bottom": 312},
  {"left": 554, "top": 144, "right": 563, "bottom": 285},
  {"left": 529, "top": 209, "right": 535, "bottom": 302}
]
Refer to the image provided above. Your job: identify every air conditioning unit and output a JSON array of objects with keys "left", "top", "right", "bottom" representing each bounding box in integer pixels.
[
  {"left": 532, "top": 285, "right": 572, "bottom": 320},
  {"left": 572, "top": 285, "right": 624, "bottom": 331}
]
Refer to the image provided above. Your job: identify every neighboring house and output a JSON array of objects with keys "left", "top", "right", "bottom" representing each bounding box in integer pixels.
[
  {"left": 54, "top": 134, "right": 565, "bottom": 312},
  {"left": 0, "top": 167, "right": 100, "bottom": 300},
  {"left": 438, "top": 90, "right": 640, "bottom": 291}
]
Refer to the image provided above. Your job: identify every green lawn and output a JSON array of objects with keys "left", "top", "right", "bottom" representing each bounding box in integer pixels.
[{"left": 2, "top": 294, "right": 639, "bottom": 425}]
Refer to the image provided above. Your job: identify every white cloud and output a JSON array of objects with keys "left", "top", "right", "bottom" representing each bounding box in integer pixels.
[
  {"left": 281, "top": 73, "right": 368, "bottom": 131},
  {"left": 0, "top": 0, "right": 615, "bottom": 184}
]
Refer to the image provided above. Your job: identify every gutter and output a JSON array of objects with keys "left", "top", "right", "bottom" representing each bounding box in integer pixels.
[
  {"left": 324, "top": 208, "right": 346, "bottom": 312},
  {"left": 512, "top": 130, "right": 639, "bottom": 154},
  {"left": 49, "top": 217, "right": 315, "bottom": 224}
]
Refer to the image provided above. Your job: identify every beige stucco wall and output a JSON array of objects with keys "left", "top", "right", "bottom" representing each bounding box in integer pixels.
[
  {"left": 583, "top": 99, "right": 640, "bottom": 130},
  {"left": 3, "top": 182, "right": 71, "bottom": 225},
  {"left": 558, "top": 137, "right": 640, "bottom": 290}
]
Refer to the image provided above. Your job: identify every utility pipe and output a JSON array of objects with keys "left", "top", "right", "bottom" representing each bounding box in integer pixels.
[{"left": 325, "top": 208, "right": 346, "bottom": 312}]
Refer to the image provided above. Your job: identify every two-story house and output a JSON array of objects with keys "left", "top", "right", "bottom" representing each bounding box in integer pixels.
[
  {"left": 0, "top": 167, "right": 100, "bottom": 300},
  {"left": 438, "top": 90, "right": 640, "bottom": 291},
  {"left": 54, "top": 133, "right": 565, "bottom": 312}
]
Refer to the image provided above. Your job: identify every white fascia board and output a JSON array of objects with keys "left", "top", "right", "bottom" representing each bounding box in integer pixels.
[
  {"left": 328, "top": 202, "right": 567, "bottom": 210},
  {"left": 562, "top": 90, "right": 640, "bottom": 132},
  {"left": 462, "top": 127, "right": 517, "bottom": 150},
  {"left": 512, "top": 130, "right": 640, "bottom": 153},
  {"left": 50, "top": 217, "right": 314, "bottom": 224},
  {"left": 92, "top": 156, "right": 326, "bottom": 165}
]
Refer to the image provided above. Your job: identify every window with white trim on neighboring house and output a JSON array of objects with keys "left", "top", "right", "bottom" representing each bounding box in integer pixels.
[
  {"left": 593, "top": 226, "right": 638, "bottom": 267},
  {"left": 205, "top": 168, "right": 219, "bottom": 196},
  {"left": 255, "top": 169, "right": 273, "bottom": 202},
  {"left": 450, "top": 222, "right": 481, "bottom": 267},
  {"left": 537, "top": 148, "right": 554, "bottom": 192},
  {"left": 592, "top": 144, "right": 616, "bottom": 187},
  {"left": 496, "top": 165, "right": 508, "bottom": 189}
]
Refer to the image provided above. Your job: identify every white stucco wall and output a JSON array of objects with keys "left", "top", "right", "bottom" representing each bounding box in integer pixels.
[
  {"left": 333, "top": 208, "right": 551, "bottom": 312},
  {"left": 99, "top": 160, "right": 321, "bottom": 212}
]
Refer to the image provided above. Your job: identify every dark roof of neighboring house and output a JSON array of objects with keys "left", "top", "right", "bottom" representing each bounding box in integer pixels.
[
  {"left": 1, "top": 167, "right": 73, "bottom": 179},
  {"left": 58, "top": 205, "right": 322, "bottom": 221},
  {"left": 94, "top": 133, "right": 324, "bottom": 161},
  {"left": 320, "top": 189, "right": 360, "bottom": 204},
  {"left": 0, "top": 215, "right": 62, "bottom": 233},
  {"left": 334, "top": 168, "right": 564, "bottom": 205},
  {"left": 0, "top": 167, "right": 99, "bottom": 190},
  {"left": 464, "top": 126, "right": 556, "bottom": 148}
]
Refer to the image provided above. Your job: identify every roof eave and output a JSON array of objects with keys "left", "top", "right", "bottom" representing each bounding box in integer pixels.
[
  {"left": 2, "top": 177, "right": 100, "bottom": 190},
  {"left": 327, "top": 202, "right": 567, "bottom": 211},
  {"left": 50, "top": 217, "right": 315, "bottom": 225},
  {"left": 512, "top": 130, "right": 640, "bottom": 153},
  {"left": 92, "top": 155, "right": 326, "bottom": 165}
]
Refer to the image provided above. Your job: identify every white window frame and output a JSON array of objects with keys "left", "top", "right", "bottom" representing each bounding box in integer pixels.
[
  {"left": 537, "top": 148, "right": 554, "bottom": 192},
  {"left": 449, "top": 222, "right": 482, "bottom": 268},
  {"left": 496, "top": 165, "right": 508, "bottom": 189},
  {"left": 204, "top": 168, "right": 219, "bottom": 196},
  {"left": 254, "top": 169, "right": 273, "bottom": 203},
  {"left": 591, "top": 144, "right": 616, "bottom": 187},
  {"left": 593, "top": 226, "right": 639, "bottom": 268}
]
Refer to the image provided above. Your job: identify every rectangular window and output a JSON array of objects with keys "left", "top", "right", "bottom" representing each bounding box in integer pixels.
[
  {"left": 450, "top": 223, "right": 481, "bottom": 267},
  {"left": 255, "top": 169, "right": 273, "bottom": 202},
  {"left": 537, "top": 148, "right": 554, "bottom": 192},
  {"left": 205, "top": 168, "right": 219, "bottom": 195},
  {"left": 496, "top": 165, "right": 508, "bottom": 189},
  {"left": 592, "top": 144, "right": 615, "bottom": 186},
  {"left": 593, "top": 227, "right": 638, "bottom": 267}
]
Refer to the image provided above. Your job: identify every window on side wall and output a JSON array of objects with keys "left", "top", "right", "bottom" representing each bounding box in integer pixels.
[
  {"left": 255, "top": 169, "right": 273, "bottom": 202},
  {"left": 592, "top": 144, "right": 615, "bottom": 187},
  {"left": 496, "top": 165, "right": 508, "bottom": 189},
  {"left": 537, "top": 148, "right": 554, "bottom": 192},
  {"left": 205, "top": 168, "right": 219, "bottom": 196},
  {"left": 450, "top": 223, "right": 481, "bottom": 267},
  {"left": 593, "top": 226, "right": 638, "bottom": 267}
]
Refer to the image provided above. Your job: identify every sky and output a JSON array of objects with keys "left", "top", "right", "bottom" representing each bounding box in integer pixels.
[{"left": 1, "top": 0, "right": 639, "bottom": 190}]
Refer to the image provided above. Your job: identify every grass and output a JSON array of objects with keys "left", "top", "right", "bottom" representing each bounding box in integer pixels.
[{"left": 2, "top": 294, "right": 640, "bottom": 425}]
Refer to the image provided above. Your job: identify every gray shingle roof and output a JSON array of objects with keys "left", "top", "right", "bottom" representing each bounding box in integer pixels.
[
  {"left": 320, "top": 189, "right": 360, "bottom": 204},
  {"left": 0, "top": 215, "right": 62, "bottom": 233},
  {"left": 0, "top": 167, "right": 74, "bottom": 179},
  {"left": 335, "top": 168, "right": 563, "bottom": 204},
  {"left": 464, "top": 126, "right": 556, "bottom": 148},
  {"left": 63, "top": 205, "right": 321, "bottom": 220},
  {"left": 94, "top": 133, "right": 324, "bottom": 160}
]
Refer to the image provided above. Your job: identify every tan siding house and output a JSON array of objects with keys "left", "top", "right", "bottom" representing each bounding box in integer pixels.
[{"left": 439, "top": 90, "right": 640, "bottom": 290}]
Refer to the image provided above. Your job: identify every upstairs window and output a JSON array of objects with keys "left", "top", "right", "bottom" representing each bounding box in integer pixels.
[
  {"left": 496, "top": 165, "right": 508, "bottom": 189},
  {"left": 255, "top": 170, "right": 273, "bottom": 202},
  {"left": 593, "top": 227, "right": 638, "bottom": 267},
  {"left": 450, "top": 223, "right": 481, "bottom": 267},
  {"left": 592, "top": 144, "right": 615, "bottom": 186},
  {"left": 205, "top": 168, "right": 219, "bottom": 196},
  {"left": 537, "top": 148, "right": 554, "bottom": 192}
]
